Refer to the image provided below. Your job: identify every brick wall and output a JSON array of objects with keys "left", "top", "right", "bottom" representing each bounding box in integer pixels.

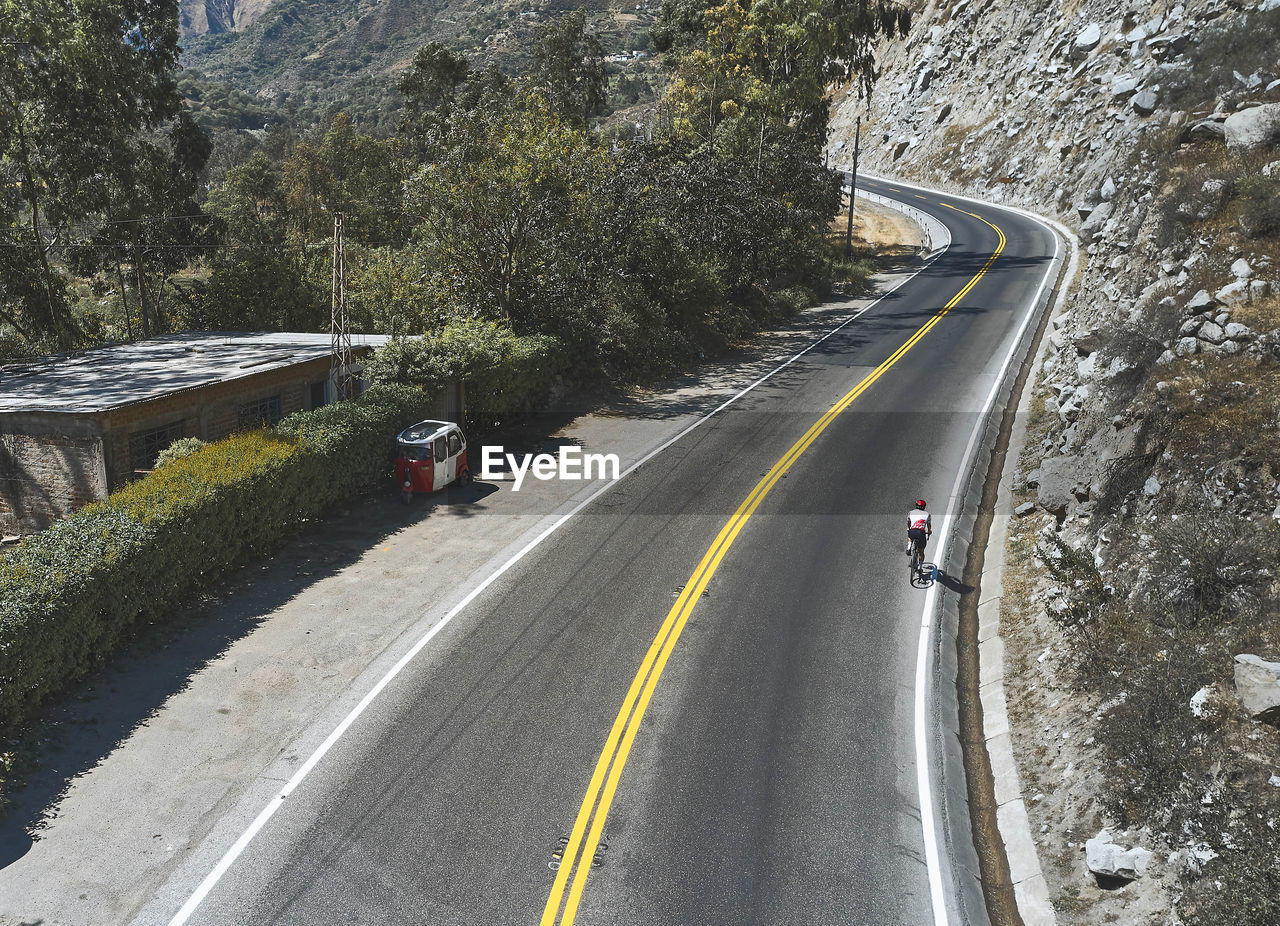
[
  {"left": 0, "top": 352, "right": 383, "bottom": 534},
  {"left": 0, "top": 431, "right": 106, "bottom": 535},
  {"left": 97, "top": 357, "right": 333, "bottom": 489}
]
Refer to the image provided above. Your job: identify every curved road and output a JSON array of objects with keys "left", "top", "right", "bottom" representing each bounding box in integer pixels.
[{"left": 148, "top": 180, "right": 1061, "bottom": 926}]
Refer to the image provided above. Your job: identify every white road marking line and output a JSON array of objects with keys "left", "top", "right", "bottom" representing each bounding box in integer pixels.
[
  {"left": 166, "top": 250, "right": 946, "bottom": 926},
  {"left": 876, "top": 176, "right": 1066, "bottom": 926}
]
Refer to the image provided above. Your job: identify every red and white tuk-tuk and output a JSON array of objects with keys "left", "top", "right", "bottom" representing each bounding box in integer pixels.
[{"left": 395, "top": 420, "right": 471, "bottom": 498}]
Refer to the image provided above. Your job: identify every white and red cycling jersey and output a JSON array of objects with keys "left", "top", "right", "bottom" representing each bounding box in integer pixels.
[{"left": 907, "top": 509, "right": 932, "bottom": 534}]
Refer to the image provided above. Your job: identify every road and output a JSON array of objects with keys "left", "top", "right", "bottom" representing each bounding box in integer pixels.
[{"left": 145, "top": 180, "right": 1061, "bottom": 926}]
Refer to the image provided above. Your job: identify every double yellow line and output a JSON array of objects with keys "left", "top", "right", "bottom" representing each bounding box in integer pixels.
[{"left": 540, "top": 204, "right": 1006, "bottom": 926}]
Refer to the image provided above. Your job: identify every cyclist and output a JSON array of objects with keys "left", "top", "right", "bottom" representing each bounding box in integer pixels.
[{"left": 907, "top": 499, "right": 932, "bottom": 573}]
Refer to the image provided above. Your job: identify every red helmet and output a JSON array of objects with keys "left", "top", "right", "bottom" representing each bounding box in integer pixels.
[{"left": 915, "top": 499, "right": 926, "bottom": 509}]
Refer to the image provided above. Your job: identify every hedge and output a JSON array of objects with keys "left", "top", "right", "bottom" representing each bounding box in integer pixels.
[
  {"left": 363, "top": 319, "right": 567, "bottom": 431},
  {"left": 0, "top": 384, "right": 434, "bottom": 733}
]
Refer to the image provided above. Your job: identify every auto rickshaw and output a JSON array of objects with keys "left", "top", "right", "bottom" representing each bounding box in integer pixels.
[{"left": 395, "top": 420, "right": 471, "bottom": 500}]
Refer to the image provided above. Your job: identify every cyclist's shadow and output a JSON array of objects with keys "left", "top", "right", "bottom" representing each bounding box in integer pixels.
[
  {"left": 913, "top": 567, "right": 974, "bottom": 593},
  {"left": 911, "top": 563, "right": 938, "bottom": 589}
]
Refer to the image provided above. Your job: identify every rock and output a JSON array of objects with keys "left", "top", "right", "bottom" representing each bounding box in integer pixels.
[
  {"left": 1232, "top": 258, "right": 1253, "bottom": 279},
  {"left": 936, "top": 102, "right": 952, "bottom": 123},
  {"left": 1111, "top": 74, "right": 1140, "bottom": 98},
  {"left": 1014, "top": 501, "right": 1037, "bottom": 517},
  {"left": 1198, "top": 320, "right": 1226, "bottom": 343},
  {"left": 1216, "top": 280, "right": 1251, "bottom": 306},
  {"left": 1224, "top": 321, "right": 1253, "bottom": 340},
  {"left": 1218, "top": 339, "right": 1242, "bottom": 354},
  {"left": 1183, "top": 119, "right": 1227, "bottom": 143},
  {"left": 1224, "top": 103, "right": 1280, "bottom": 152},
  {"left": 1190, "top": 686, "right": 1214, "bottom": 717},
  {"left": 1186, "top": 289, "right": 1216, "bottom": 313},
  {"left": 892, "top": 139, "right": 910, "bottom": 160},
  {"left": 1176, "top": 336, "right": 1199, "bottom": 356},
  {"left": 1086, "top": 830, "right": 1152, "bottom": 881},
  {"left": 1099, "top": 177, "right": 1117, "bottom": 201},
  {"left": 1234, "top": 654, "right": 1280, "bottom": 723},
  {"left": 1179, "top": 317, "right": 1203, "bottom": 337},
  {"left": 1144, "top": 476, "right": 1162, "bottom": 496},
  {"left": 1036, "top": 455, "right": 1080, "bottom": 516},
  {"left": 1132, "top": 90, "right": 1158, "bottom": 116},
  {"left": 1186, "top": 842, "right": 1218, "bottom": 875},
  {"left": 1080, "top": 200, "right": 1113, "bottom": 240},
  {"left": 1251, "top": 279, "right": 1270, "bottom": 300},
  {"left": 1072, "top": 22, "right": 1101, "bottom": 58}
]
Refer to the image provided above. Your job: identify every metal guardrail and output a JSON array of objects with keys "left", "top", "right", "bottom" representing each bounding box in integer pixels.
[{"left": 842, "top": 180, "right": 950, "bottom": 258}]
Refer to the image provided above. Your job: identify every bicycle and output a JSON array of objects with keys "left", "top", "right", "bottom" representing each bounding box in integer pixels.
[{"left": 906, "top": 534, "right": 929, "bottom": 580}]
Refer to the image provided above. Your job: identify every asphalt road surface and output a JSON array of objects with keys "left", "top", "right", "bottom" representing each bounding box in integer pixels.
[{"left": 156, "top": 180, "right": 1060, "bottom": 926}]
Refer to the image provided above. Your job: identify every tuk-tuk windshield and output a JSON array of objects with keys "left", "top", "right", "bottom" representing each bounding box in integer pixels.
[{"left": 400, "top": 443, "right": 430, "bottom": 462}]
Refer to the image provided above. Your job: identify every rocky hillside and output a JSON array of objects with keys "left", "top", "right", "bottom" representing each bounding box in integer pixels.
[
  {"left": 179, "top": 0, "right": 662, "bottom": 132},
  {"left": 179, "top": 0, "right": 275, "bottom": 35},
  {"left": 829, "top": 1, "right": 1280, "bottom": 923}
]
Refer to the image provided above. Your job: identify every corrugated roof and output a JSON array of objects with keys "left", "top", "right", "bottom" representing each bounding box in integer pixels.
[{"left": 0, "top": 332, "right": 391, "bottom": 414}]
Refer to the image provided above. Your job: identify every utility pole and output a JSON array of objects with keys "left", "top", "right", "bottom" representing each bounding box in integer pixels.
[
  {"left": 845, "top": 115, "right": 861, "bottom": 257},
  {"left": 330, "top": 212, "right": 352, "bottom": 401}
]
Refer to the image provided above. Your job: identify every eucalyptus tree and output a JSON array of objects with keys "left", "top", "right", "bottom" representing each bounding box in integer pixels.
[{"left": 0, "top": 0, "right": 183, "bottom": 347}]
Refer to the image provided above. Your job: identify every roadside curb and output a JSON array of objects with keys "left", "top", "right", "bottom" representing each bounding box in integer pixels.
[{"left": 863, "top": 173, "right": 1078, "bottom": 926}]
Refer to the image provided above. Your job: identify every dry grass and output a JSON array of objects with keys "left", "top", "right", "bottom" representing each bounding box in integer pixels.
[
  {"left": 1153, "top": 355, "right": 1280, "bottom": 465},
  {"left": 1233, "top": 292, "right": 1280, "bottom": 332},
  {"left": 828, "top": 195, "right": 923, "bottom": 258}
]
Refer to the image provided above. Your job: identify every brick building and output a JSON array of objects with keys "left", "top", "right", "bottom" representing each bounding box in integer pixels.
[{"left": 0, "top": 332, "right": 411, "bottom": 536}]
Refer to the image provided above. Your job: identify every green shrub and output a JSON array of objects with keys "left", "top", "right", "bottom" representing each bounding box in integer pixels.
[
  {"left": 0, "top": 385, "right": 434, "bottom": 733},
  {"left": 365, "top": 320, "right": 566, "bottom": 430},
  {"left": 154, "top": 436, "right": 209, "bottom": 468}
]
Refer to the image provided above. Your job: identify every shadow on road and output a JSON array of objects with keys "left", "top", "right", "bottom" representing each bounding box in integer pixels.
[{"left": 0, "top": 483, "right": 493, "bottom": 870}]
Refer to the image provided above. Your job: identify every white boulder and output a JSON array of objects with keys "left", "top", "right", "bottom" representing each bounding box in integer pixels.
[
  {"left": 1224, "top": 103, "right": 1280, "bottom": 152},
  {"left": 1234, "top": 654, "right": 1280, "bottom": 723},
  {"left": 1086, "top": 830, "right": 1152, "bottom": 881},
  {"left": 1217, "top": 280, "right": 1252, "bottom": 306},
  {"left": 1072, "top": 23, "right": 1101, "bottom": 58}
]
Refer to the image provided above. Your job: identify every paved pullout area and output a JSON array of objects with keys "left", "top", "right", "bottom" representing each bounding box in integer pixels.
[{"left": 0, "top": 237, "right": 922, "bottom": 926}]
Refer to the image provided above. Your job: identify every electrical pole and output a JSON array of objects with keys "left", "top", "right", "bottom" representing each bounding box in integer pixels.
[
  {"left": 845, "top": 115, "right": 861, "bottom": 257},
  {"left": 330, "top": 212, "right": 352, "bottom": 401}
]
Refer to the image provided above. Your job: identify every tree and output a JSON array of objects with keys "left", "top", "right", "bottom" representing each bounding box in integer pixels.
[
  {"left": 398, "top": 42, "right": 471, "bottom": 142},
  {"left": 404, "top": 95, "right": 610, "bottom": 332},
  {"left": 0, "top": 0, "right": 182, "bottom": 347},
  {"left": 201, "top": 152, "right": 328, "bottom": 332},
  {"left": 524, "top": 12, "right": 607, "bottom": 124},
  {"left": 70, "top": 113, "right": 216, "bottom": 339},
  {"left": 283, "top": 113, "right": 409, "bottom": 246}
]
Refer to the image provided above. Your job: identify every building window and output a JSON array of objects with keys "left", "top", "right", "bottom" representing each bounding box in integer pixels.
[
  {"left": 309, "top": 381, "right": 327, "bottom": 410},
  {"left": 130, "top": 421, "right": 185, "bottom": 472},
  {"left": 239, "top": 395, "right": 283, "bottom": 429}
]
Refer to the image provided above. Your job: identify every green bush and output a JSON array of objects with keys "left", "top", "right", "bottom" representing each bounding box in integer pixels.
[
  {"left": 365, "top": 320, "right": 566, "bottom": 430},
  {"left": 0, "top": 384, "right": 434, "bottom": 733},
  {"left": 154, "top": 436, "right": 209, "bottom": 468}
]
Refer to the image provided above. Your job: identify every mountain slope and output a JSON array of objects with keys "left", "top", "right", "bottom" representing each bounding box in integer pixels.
[
  {"left": 179, "top": 0, "right": 659, "bottom": 131},
  {"left": 828, "top": 1, "right": 1280, "bottom": 923}
]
